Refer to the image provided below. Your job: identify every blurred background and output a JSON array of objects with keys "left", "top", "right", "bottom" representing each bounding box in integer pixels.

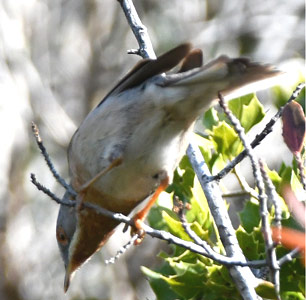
[{"left": 0, "top": 0, "right": 304, "bottom": 299}]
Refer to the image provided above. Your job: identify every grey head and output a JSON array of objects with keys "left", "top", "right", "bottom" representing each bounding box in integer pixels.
[{"left": 56, "top": 191, "right": 77, "bottom": 270}]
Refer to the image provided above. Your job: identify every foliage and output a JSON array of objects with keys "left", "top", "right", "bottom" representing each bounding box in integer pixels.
[{"left": 144, "top": 93, "right": 305, "bottom": 300}]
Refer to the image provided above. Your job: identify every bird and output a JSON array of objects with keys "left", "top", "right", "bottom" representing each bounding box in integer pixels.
[{"left": 55, "top": 43, "right": 282, "bottom": 291}]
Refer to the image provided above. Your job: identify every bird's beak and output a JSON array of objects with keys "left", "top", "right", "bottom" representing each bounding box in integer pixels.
[
  {"left": 64, "top": 272, "right": 70, "bottom": 293},
  {"left": 64, "top": 263, "right": 75, "bottom": 293}
]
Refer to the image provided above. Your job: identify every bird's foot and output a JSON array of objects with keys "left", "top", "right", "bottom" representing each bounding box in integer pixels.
[
  {"left": 131, "top": 175, "right": 169, "bottom": 245},
  {"left": 131, "top": 213, "right": 146, "bottom": 245}
]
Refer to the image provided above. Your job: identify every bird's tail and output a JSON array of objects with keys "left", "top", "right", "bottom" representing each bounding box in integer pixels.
[{"left": 157, "top": 48, "right": 283, "bottom": 116}]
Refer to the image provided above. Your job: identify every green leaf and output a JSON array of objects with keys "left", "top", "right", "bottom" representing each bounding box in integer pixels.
[
  {"left": 272, "top": 76, "right": 305, "bottom": 110},
  {"left": 267, "top": 169, "right": 282, "bottom": 188},
  {"left": 203, "top": 107, "right": 219, "bottom": 130},
  {"left": 228, "top": 94, "right": 265, "bottom": 132},
  {"left": 148, "top": 206, "right": 171, "bottom": 231},
  {"left": 167, "top": 155, "right": 195, "bottom": 203},
  {"left": 277, "top": 245, "right": 306, "bottom": 295},
  {"left": 208, "top": 121, "right": 243, "bottom": 160},
  {"left": 186, "top": 177, "right": 213, "bottom": 230},
  {"left": 281, "top": 291, "right": 305, "bottom": 300},
  {"left": 239, "top": 200, "right": 261, "bottom": 233},
  {"left": 158, "top": 259, "right": 209, "bottom": 299},
  {"left": 204, "top": 265, "right": 239, "bottom": 299},
  {"left": 198, "top": 142, "right": 214, "bottom": 168},
  {"left": 236, "top": 226, "right": 261, "bottom": 260},
  {"left": 141, "top": 266, "right": 183, "bottom": 300},
  {"left": 211, "top": 153, "right": 227, "bottom": 174},
  {"left": 162, "top": 211, "right": 192, "bottom": 241}
]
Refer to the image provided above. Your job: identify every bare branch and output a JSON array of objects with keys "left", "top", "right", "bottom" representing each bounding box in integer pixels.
[
  {"left": 294, "top": 152, "right": 306, "bottom": 190},
  {"left": 31, "top": 122, "right": 76, "bottom": 197},
  {"left": 218, "top": 92, "right": 280, "bottom": 298},
  {"left": 105, "top": 234, "right": 140, "bottom": 264},
  {"left": 212, "top": 83, "right": 306, "bottom": 181},
  {"left": 187, "top": 143, "right": 261, "bottom": 300},
  {"left": 259, "top": 160, "right": 281, "bottom": 297},
  {"left": 33, "top": 166, "right": 297, "bottom": 270},
  {"left": 177, "top": 206, "right": 264, "bottom": 267},
  {"left": 30, "top": 173, "right": 74, "bottom": 207},
  {"left": 278, "top": 248, "right": 300, "bottom": 266},
  {"left": 259, "top": 160, "right": 282, "bottom": 228},
  {"left": 118, "top": 0, "right": 156, "bottom": 59}
]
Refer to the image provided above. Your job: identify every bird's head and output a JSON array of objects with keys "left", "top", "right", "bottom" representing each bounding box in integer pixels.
[
  {"left": 55, "top": 191, "right": 78, "bottom": 292},
  {"left": 56, "top": 190, "right": 120, "bottom": 292}
]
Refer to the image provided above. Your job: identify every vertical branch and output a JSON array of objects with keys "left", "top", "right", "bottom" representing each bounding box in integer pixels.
[
  {"left": 187, "top": 143, "right": 261, "bottom": 300},
  {"left": 294, "top": 152, "right": 306, "bottom": 190},
  {"left": 117, "top": 0, "right": 156, "bottom": 59},
  {"left": 259, "top": 159, "right": 281, "bottom": 296},
  {"left": 259, "top": 161, "right": 282, "bottom": 229},
  {"left": 218, "top": 93, "right": 280, "bottom": 299}
]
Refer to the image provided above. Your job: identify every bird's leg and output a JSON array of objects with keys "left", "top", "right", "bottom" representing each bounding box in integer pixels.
[
  {"left": 132, "top": 176, "right": 169, "bottom": 244},
  {"left": 75, "top": 157, "right": 123, "bottom": 210},
  {"left": 76, "top": 158, "right": 123, "bottom": 193}
]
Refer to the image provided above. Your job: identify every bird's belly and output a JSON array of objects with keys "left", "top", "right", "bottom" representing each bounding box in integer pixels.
[
  {"left": 95, "top": 129, "right": 189, "bottom": 207},
  {"left": 69, "top": 100, "right": 194, "bottom": 210}
]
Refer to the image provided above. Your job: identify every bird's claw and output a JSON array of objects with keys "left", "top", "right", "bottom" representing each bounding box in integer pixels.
[{"left": 131, "top": 215, "right": 146, "bottom": 245}]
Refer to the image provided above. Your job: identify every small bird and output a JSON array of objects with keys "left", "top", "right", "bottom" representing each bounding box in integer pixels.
[{"left": 55, "top": 43, "right": 281, "bottom": 291}]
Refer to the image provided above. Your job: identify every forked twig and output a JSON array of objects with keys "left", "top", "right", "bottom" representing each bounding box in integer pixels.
[
  {"left": 212, "top": 83, "right": 305, "bottom": 181},
  {"left": 218, "top": 92, "right": 280, "bottom": 298},
  {"left": 31, "top": 122, "right": 76, "bottom": 197}
]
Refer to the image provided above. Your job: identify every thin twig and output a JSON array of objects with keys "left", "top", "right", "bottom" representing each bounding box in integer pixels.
[
  {"left": 259, "top": 160, "right": 282, "bottom": 229},
  {"left": 218, "top": 93, "right": 280, "bottom": 298},
  {"left": 259, "top": 159, "right": 281, "bottom": 295},
  {"left": 294, "top": 152, "right": 306, "bottom": 190},
  {"left": 105, "top": 234, "right": 140, "bottom": 264},
  {"left": 222, "top": 190, "right": 258, "bottom": 199},
  {"left": 178, "top": 206, "right": 243, "bottom": 265},
  {"left": 278, "top": 248, "right": 300, "bottom": 266},
  {"left": 212, "top": 83, "right": 306, "bottom": 181},
  {"left": 30, "top": 129, "right": 300, "bottom": 281},
  {"left": 31, "top": 122, "right": 76, "bottom": 197},
  {"left": 30, "top": 173, "right": 74, "bottom": 207},
  {"left": 117, "top": 0, "right": 156, "bottom": 59}
]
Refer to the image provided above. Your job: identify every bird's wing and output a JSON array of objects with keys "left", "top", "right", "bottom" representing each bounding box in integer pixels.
[
  {"left": 178, "top": 48, "right": 203, "bottom": 72},
  {"left": 97, "top": 43, "right": 193, "bottom": 107},
  {"left": 160, "top": 55, "right": 283, "bottom": 100}
]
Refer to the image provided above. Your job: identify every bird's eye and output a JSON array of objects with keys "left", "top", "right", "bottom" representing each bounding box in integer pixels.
[{"left": 56, "top": 226, "right": 68, "bottom": 246}]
